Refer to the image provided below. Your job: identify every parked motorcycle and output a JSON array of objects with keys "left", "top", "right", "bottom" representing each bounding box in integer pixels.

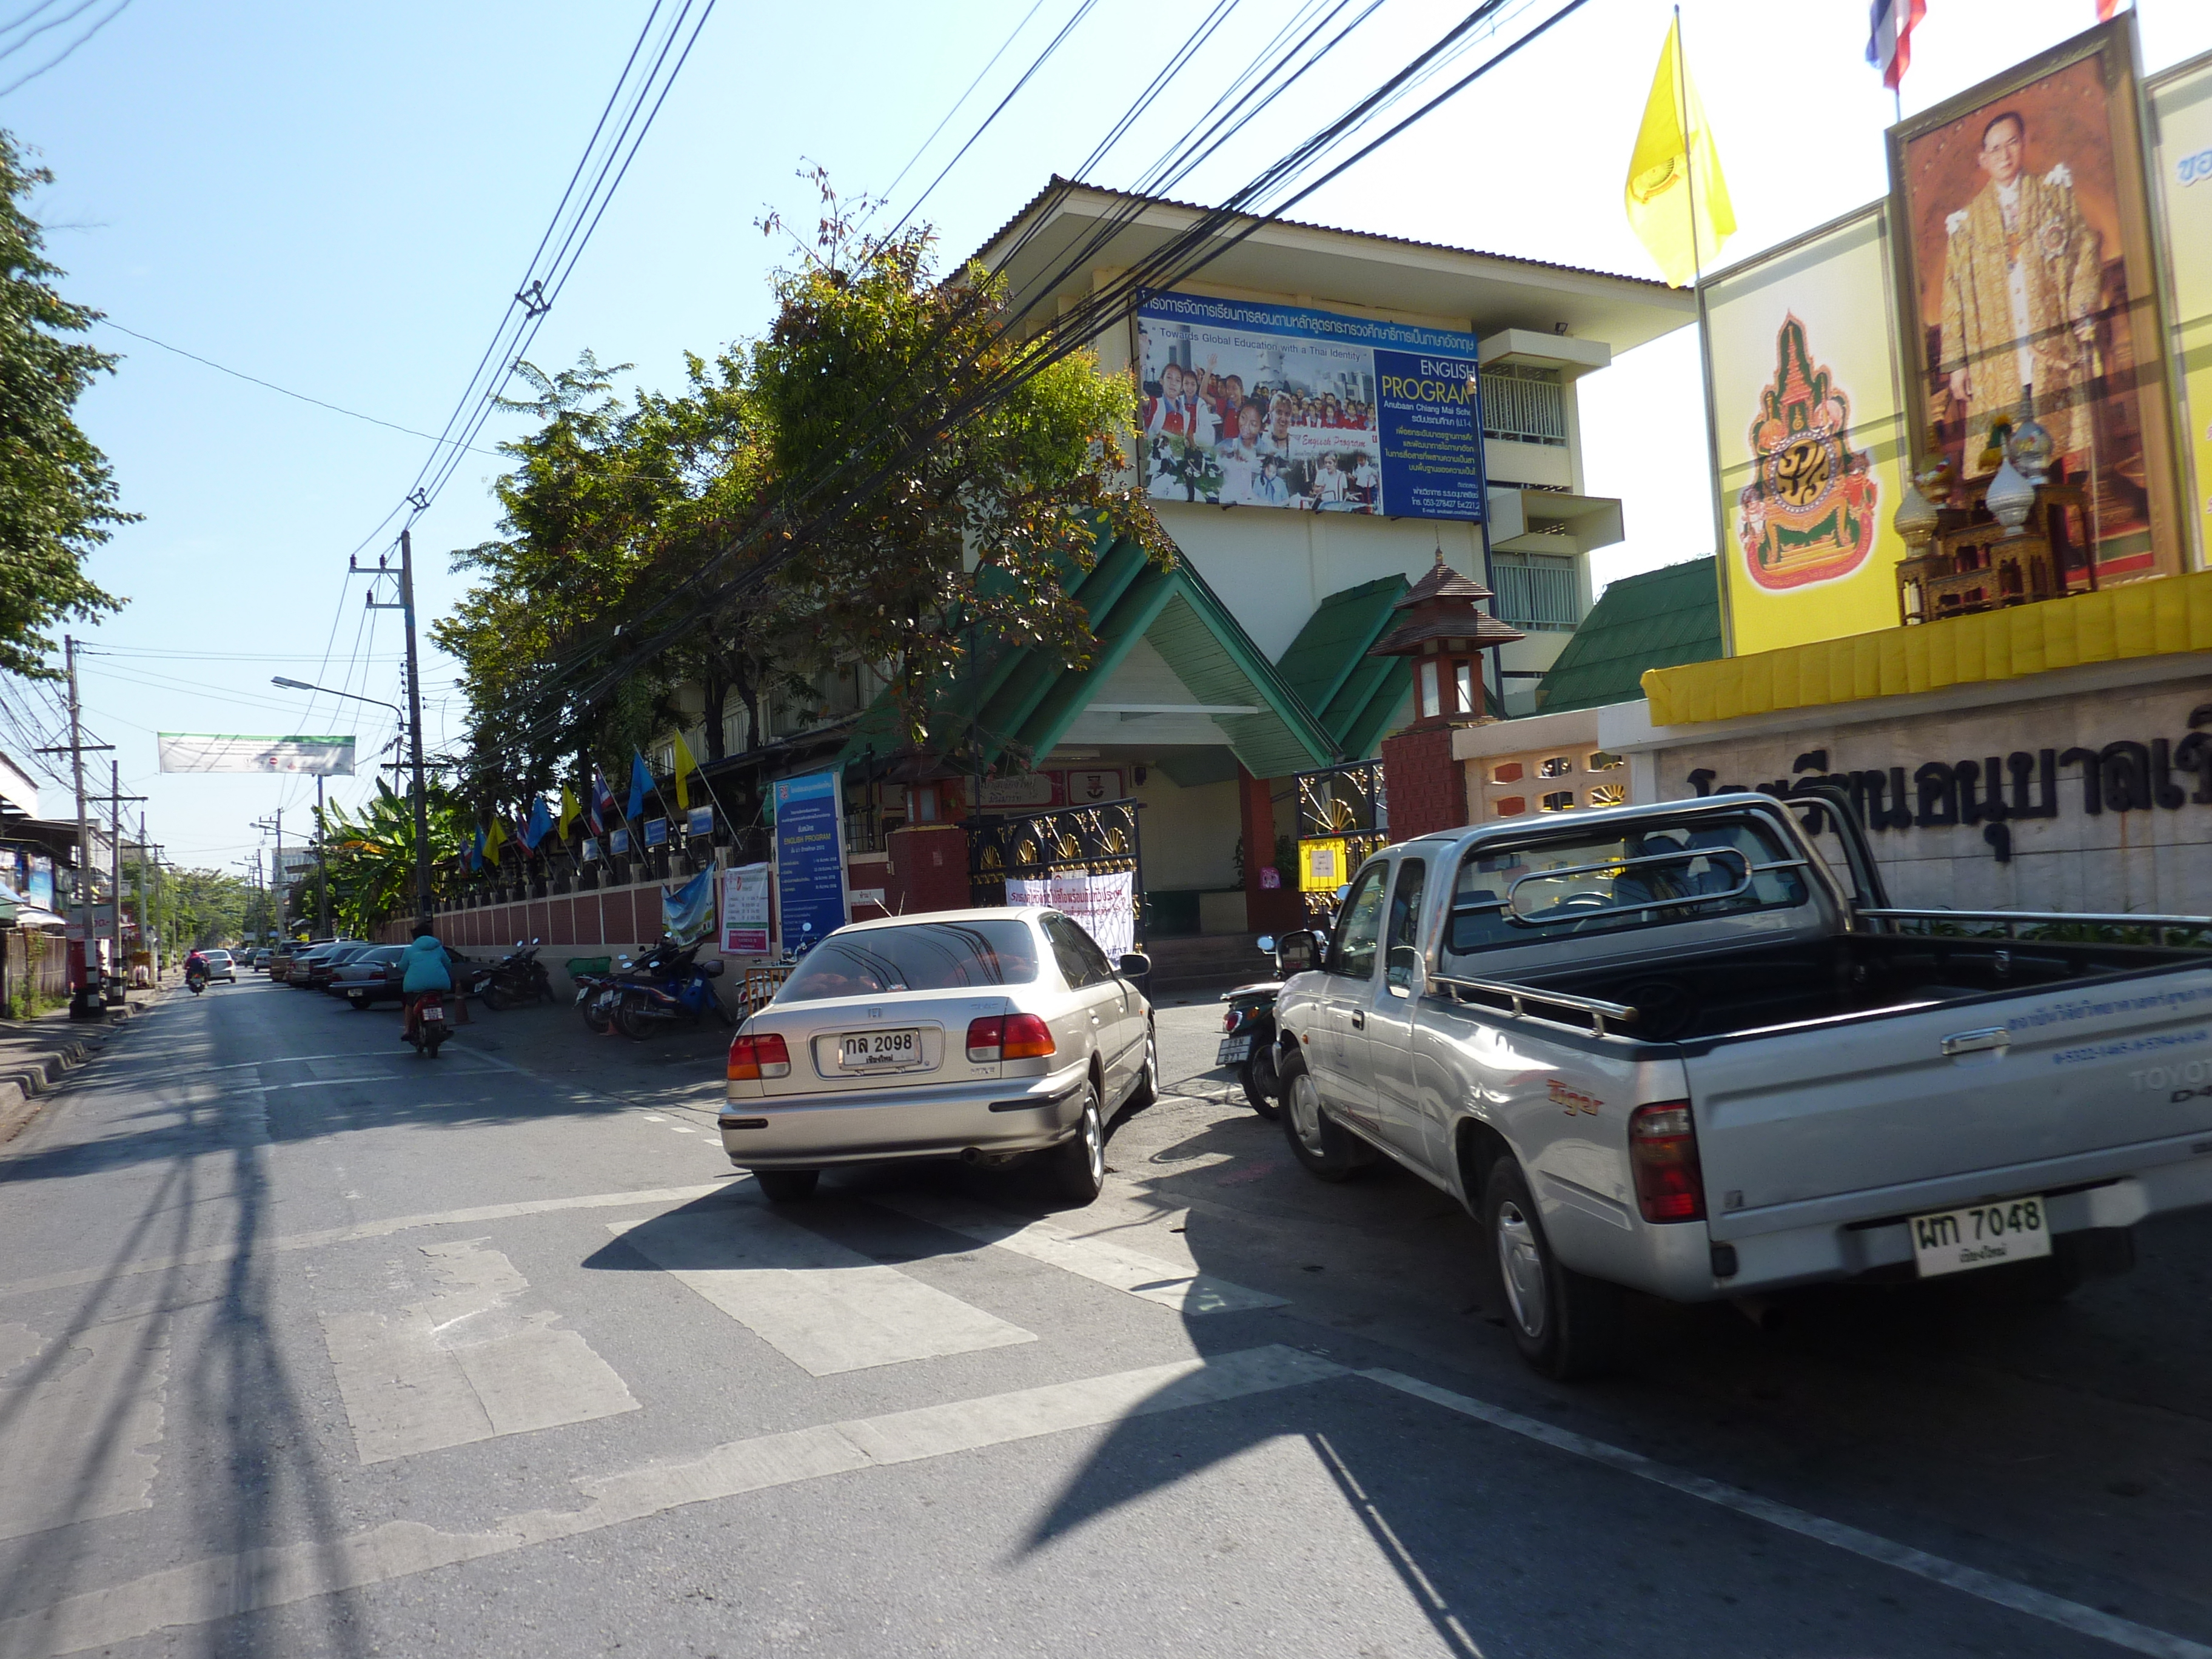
[
  {"left": 608, "top": 939, "right": 735, "bottom": 1040},
  {"left": 408, "top": 990, "right": 451, "bottom": 1058},
  {"left": 478, "top": 939, "right": 555, "bottom": 1010},
  {"left": 1218, "top": 943, "right": 1285, "bottom": 1121}
]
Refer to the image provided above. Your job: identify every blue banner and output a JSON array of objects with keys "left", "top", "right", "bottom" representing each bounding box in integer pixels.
[
  {"left": 643, "top": 817, "right": 668, "bottom": 847},
  {"left": 1134, "top": 290, "right": 1483, "bottom": 521},
  {"left": 610, "top": 828, "right": 630, "bottom": 856},
  {"left": 686, "top": 805, "right": 715, "bottom": 838},
  {"left": 663, "top": 866, "right": 715, "bottom": 945},
  {"left": 772, "top": 768, "right": 847, "bottom": 954}
]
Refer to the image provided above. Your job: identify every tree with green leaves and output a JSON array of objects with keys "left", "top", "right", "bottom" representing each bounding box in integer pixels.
[
  {"left": 0, "top": 133, "right": 127, "bottom": 675},
  {"left": 748, "top": 173, "right": 1164, "bottom": 751},
  {"left": 320, "top": 779, "right": 463, "bottom": 934}
]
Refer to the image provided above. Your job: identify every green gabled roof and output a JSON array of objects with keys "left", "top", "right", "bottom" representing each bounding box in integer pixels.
[
  {"left": 1535, "top": 557, "right": 1723, "bottom": 714},
  {"left": 1272, "top": 574, "right": 1412, "bottom": 759},
  {"left": 836, "top": 533, "right": 1342, "bottom": 781}
]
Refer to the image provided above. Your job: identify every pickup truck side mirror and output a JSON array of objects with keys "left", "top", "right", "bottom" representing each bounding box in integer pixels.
[
  {"left": 1387, "top": 943, "right": 1426, "bottom": 993},
  {"left": 1273, "top": 929, "right": 1321, "bottom": 974}
]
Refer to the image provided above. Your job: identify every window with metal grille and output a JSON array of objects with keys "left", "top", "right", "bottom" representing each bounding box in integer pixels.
[
  {"left": 1480, "top": 364, "right": 1567, "bottom": 445},
  {"left": 1490, "top": 552, "right": 1581, "bottom": 632}
]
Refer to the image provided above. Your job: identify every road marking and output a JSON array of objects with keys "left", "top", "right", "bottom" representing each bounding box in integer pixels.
[
  {"left": 1365, "top": 1368, "right": 2212, "bottom": 1659},
  {"left": 876, "top": 1192, "right": 1286, "bottom": 1316},
  {"left": 0, "top": 1312, "right": 170, "bottom": 1541},
  {"left": 0, "top": 1184, "right": 730, "bottom": 1302},
  {"left": 609, "top": 1208, "right": 1037, "bottom": 1376},
  {"left": 321, "top": 1239, "right": 637, "bottom": 1465},
  {"left": 0, "top": 1344, "right": 1341, "bottom": 1657}
]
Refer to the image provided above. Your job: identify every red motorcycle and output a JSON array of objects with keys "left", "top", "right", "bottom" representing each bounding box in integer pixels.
[{"left": 405, "top": 990, "right": 450, "bottom": 1059}]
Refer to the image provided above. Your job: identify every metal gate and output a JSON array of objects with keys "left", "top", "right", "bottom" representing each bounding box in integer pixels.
[
  {"left": 1294, "top": 760, "right": 1389, "bottom": 927},
  {"left": 966, "top": 797, "right": 1147, "bottom": 947}
]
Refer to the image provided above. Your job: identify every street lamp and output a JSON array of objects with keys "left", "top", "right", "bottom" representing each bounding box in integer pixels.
[{"left": 272, "top": 674, "right": 427, "bottom": 933}]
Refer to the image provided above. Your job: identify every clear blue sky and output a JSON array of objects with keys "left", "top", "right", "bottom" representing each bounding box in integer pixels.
[{"left": 13, "top": 0, "right": 2209, "bottom": 879}]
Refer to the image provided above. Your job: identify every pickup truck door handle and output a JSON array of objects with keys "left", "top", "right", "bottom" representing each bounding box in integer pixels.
[
  {"left": 1941, "top": 1026, "right": 2009, "bottom": 1057},
  {"left": 1350, "top": 1010, "right": 1365, "bottom": 1030}
]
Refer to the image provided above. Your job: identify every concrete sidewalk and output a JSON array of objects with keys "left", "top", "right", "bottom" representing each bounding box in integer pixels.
[{"left": 0, "top": 978, "right": 165, "bottom": 1146}]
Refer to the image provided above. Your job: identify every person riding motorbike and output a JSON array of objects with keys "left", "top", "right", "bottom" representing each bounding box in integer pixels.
[
  {"left": 397, "top": 925, "right": 454, "bottom": 1042},
  {"left": 183, "top": 948, "right": 209, "bottom": 990}
]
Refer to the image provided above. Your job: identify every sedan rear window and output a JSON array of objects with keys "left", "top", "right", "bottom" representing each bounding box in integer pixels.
[{"left": 777, "top": 920, "right": 1041, "bottom": 1002}]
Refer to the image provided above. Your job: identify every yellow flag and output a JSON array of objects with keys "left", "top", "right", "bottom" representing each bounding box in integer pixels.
[
  {"left": 558, "top": 784, "right": 582, "bottom": 839},
  {"left": 1624, "top": 18, "right": 1735, "bottom": 288},
  {"left": 672, "top": 732, "right": 699, "bottom": 813},
  {"left": 483, "top": 816, "right": 507, "bottom": 862}
]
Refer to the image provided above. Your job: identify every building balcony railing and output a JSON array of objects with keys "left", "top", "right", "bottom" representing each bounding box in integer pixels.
[{"left": 1490, "top": 551, "right": 1582, "bottom": 632}]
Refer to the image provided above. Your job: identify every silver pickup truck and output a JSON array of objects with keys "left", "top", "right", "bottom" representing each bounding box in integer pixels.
[{"left": 1267, "top": 789, "right": 2212, "bottom": 1379}]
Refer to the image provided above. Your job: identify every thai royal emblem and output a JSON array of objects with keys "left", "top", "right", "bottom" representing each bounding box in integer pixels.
[{"left": 1737, "top": 315, "right": 1878, "bottom": 591}]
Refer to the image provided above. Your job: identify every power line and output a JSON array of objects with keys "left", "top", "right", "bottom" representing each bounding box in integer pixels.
[
  {"left": 0, "top": 0, "right": 99, "bottom": 60},
  {"left": 93, "top": 321, "right": 500, "bottom": 454},
  {"left": 0, "top": 0, "right": 129, "bottom": 96},
  {"left": 872, "top": 0, "right": 1051, "bottom": 216}
]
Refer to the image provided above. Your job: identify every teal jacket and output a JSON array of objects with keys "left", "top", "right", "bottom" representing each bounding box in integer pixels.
[{"left": 399, "top": 935, "right": 452, "bottom": 994}]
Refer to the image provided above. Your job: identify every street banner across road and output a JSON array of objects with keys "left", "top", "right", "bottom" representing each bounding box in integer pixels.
[{"left": 157, "top": 733, "right": 356, "bottom": 775}]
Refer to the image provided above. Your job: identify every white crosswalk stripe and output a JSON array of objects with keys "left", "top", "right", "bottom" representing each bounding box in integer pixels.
[
  {"left": 320, "top": 1238, "right": 637, "bottom": 1465},
  {"left": 609, "top": 1207, "right": 1037, "bottom": 1376},
  {"left": 876, "top": 1191, "right": 1287, "bottom": 1316}
]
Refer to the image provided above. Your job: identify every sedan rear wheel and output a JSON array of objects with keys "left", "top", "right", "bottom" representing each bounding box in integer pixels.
[{"left": 1047, "top": 1084, "right": 1105, "bottom": 1207}]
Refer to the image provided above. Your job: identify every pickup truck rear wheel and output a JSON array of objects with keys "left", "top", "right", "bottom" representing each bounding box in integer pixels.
[
  {"left": 1280, "top": 1055, "right": 1370, "bottom": 1182},
  {"left": 1483, "top": 1160, "right": 1623, "bottom": 1381}
]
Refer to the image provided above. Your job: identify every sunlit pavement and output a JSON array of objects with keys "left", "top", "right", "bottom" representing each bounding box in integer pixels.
[{"left": 1, "top": 975, "right": 2208, "bottom": 1657}]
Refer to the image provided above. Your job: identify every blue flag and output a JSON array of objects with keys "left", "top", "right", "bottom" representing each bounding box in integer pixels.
[
  {"left": 628, "top": 752, "right": 653, "bottom": 821},
  {"left": 467, "top": 827, "right": 484, "bottom": 873},
  {"left": 524, "top": 796, "right": 553, "bottom": 849}
]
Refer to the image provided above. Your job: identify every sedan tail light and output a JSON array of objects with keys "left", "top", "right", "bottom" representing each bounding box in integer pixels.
[
  {"left": 965, "top": 1013, "right": 1056, "bottom": 1062},
  {"left": 728, "top": 1031, "right": 791, "bottom": 1082},
  {"left": 1629, "top": 1101, "right": 1705, "bottom": 1222}
]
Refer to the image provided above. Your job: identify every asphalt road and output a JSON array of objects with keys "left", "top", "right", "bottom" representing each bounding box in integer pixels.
[{"left": 2, "top": 973, "right": 2209, "bottom": 1658}]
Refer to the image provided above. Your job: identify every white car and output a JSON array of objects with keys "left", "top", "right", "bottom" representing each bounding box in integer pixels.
[
  {"left": 199, "top": 949, "right": 238, "bottom": 984},
  {"left": 720, "top": 908, "right": 1156, "bottom": 1206}
]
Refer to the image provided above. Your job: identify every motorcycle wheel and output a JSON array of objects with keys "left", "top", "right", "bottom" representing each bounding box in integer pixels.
[
  {"left": 1242, "top": 1045, "right": 1282, "bottom": 1121},
  {"left": 614, "top": 999, "right": 654, "bottom": 1042},
  {"left": 581, "top": 996, "right": 613, "bottom": 1036},
  {"left": 480, "top": 982, "right": 509, "bottom": 1012}
]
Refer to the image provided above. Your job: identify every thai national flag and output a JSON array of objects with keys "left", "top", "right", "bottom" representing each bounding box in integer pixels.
[
  {"left": 1866, "top": 0, "right": 1926, "bottom": 91},
  {"left": 588, "top": 767, "right": 615, "bottom": 836}
]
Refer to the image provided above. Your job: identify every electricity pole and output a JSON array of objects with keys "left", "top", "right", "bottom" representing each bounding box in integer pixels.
[
  {"left": 315, "top": 774, "right": 331, "bottom": 937},
  {"left": 41, "top": 637, "right": 116, "bottom": 1016},
  {"left": 253, "top": 809, "right": 284, "bottom": 938},
  {"left": 356, "top": 528, "right": 432, "bottom": 925}
]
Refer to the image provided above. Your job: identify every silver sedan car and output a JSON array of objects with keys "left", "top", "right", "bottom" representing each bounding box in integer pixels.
[{"left": 719, "top": 908, "right": 1156, "bottom": 1206}]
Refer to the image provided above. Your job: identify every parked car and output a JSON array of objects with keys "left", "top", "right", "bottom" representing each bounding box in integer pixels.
[
  {"left": 329, "top": 944, "right": 407, "bottom": 1007},
  {"left": 251, "top": 948, "right": 273, "bottom": 972},
  {"left": 293, "top": 942, "right": 367, "bottom": 991},
  {"left": 720, "top": 908, "right": 1156, "bottom": 1207},
  {"left": 270, "top": 939, "right": 334, "bottom": 984},
  {"left": 1267, "top": 787, "right": 2212, "bottom": 1381},
  {"left": 198, "top": 948, "right": 238, "bottom": 984}
]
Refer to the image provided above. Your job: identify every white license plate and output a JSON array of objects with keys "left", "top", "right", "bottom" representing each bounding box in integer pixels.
[
  {"left": 1216, "top": 1037, "right": 1252, "bottom": 1065},
  {"left": 839, "top": 1028, "right": 920, "bottom": 1070},
  {"left": 1909, "top": 1195, "right": 2050, "bottom": 1277},
  {"left": 421, "top": 1005, "right": 445, "bottom": 1023}
]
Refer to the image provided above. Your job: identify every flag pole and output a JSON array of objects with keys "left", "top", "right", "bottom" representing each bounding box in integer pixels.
[{"left": 1675, "top": 5, "right": 1737, "bottom": 655}]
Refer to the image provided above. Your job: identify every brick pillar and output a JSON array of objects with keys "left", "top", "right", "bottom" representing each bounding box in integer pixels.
[
  {"left": 886, "top": 824, "right": 971, "bottom": 915},
  {"left": 1380, "top": 722, "right": 1472, "bottom": 842},
  {"left": 1238, "top": 763, "right": 1302, "bottom": 934}
]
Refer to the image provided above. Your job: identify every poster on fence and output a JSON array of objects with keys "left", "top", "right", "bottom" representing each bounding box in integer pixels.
[
  {"left": 1008, "top": 871, "right": 1134, "bottom": 959},
  {"left": 722, "top": 862, "right": 771, "bottom": 956}
]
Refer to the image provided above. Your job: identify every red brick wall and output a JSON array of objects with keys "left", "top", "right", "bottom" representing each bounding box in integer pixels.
[{"left": 1382, "top": 723, "right": 1470, "bottom": 842}]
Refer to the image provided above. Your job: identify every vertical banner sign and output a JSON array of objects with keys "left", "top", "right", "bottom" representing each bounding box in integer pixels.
[
  {"left": 771, "top": 769, "right": 848, "bottom": 953},
  {"left": 2151, "top": 53, "right": 2212, "bottom": 571},
  {"left": 1134, "top": 290, "right": 1483, "bottom": 518},
  {"left": 1704, "top": 204, "right": 1911, "bottom": 655},
  {"left": 722, "top": 862, "right": 771, "bottom": 956}
]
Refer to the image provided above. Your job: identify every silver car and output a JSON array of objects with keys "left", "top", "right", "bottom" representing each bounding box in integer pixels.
[
  {"left": 199, "top": 949, "right": 238, "bottom": 984},
  {"left": 719, "top": 908, "right": 1156, "bottom": 1206}
]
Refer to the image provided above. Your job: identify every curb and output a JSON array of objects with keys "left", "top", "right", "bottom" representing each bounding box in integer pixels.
[{"left": 0, "top": 991, "right": 160, "bottom": 1148}]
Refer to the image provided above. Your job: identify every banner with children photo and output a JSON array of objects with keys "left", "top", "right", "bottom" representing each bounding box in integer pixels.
[{"left": 1134, "top": 289, "right": 1487, "bottom": 522}]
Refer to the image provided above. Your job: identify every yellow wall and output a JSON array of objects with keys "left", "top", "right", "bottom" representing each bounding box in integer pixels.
[{"left": 2152, "top": 53, "right": 2212, "bottom": 572}]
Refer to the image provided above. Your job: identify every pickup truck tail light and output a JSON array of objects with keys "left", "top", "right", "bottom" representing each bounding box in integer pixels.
[
  {"left": 727, "top": 1031, "right": 791, "bottom": 1081},
  {"left": 1629, "top": 1101, "right": 1705, "bottom": 1222},
  {"left": 966, "top": 1013, "right": 1056, "bottom": 1062}
]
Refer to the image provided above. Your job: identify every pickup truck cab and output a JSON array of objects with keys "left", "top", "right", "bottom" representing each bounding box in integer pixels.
[{"left": 1269, "top": 790, "right": 2212, "bottom": 1378}]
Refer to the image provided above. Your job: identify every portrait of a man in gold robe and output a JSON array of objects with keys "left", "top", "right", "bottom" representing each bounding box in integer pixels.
[{"left": 1936, "top": 110, "right": 2102, "bottom": 475}]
